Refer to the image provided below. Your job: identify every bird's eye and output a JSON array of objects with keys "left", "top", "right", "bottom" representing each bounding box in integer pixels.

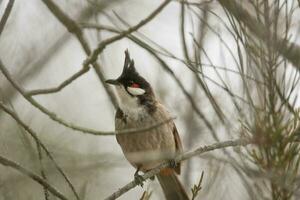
[{"left": 130, "top": 83, "right": 140, "bottom": 88}]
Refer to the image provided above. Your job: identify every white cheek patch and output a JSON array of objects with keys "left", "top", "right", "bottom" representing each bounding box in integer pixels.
[{"left": 127, "top": 87, "right": 145, "bottom": 96}]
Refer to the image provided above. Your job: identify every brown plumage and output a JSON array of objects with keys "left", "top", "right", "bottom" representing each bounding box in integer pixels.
[
  {"left": 106, "top": 50, "right": 189, "bottom": 200},
  {"left": 115, "top": 102, "right": 181, "bottom": 173}
]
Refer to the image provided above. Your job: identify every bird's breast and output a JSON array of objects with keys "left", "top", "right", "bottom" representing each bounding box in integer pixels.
[{"left": 115, "top": 106, "right": 176, "bottom": 171}]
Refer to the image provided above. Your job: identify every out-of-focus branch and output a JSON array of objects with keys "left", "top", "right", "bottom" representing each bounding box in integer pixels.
[
  {"left": 127, "top": 35, "right": 219, "bottom": 138},
  {"left": 172, "top": 0, "right": 213, "bottom": 6},
  {"left": 0, "top": 101, "right": 80, "bottom": 200},
  {"left": 80, "top": 23, "right": 253, "bottom": 105},
  {"left": 36, "top": 142, "right": 50, "bottom": 200},
  {"left": 41, "top": 0, "right": 118, "bottom": 107},
  {"left": 0, "top": 61, "right": 174, "bottom": 136},
  {"left": 35, "top": 0, "right": 170, "bottom": 102},
  {"left": 0, "top": 0, "right": 15, "bottom": 37},
  {"left": 0, "top": 155, "right": 68, "bottom": 200},
  {"left": 0, "top": 0, "right": 171, "bottom": 135},
  {"left": 218, "top": 0, "right": 300, "bottom": 71},
  {"left": 180, "top": 0, "right": 190, "bottom": 61},
  {"left": 104, "top": 13, "right": 220, "bottom": 139},
  {"left": 129, "top": 32, "right": 228, "bottom": 140},
  {"left": 104, "top": 138, "right": 252, "bottom": 200},
  {"left": 0, "top": 59, "right": 100, "bottom": 135},
  {"left": 1, "top": 5, "right": 98, "bottom": 103},
  {"left": 26, "top": 67, "right": 90, "bottom": 96},
  {"left": 183, "top": 5, "right": 209, "bottom": 186}
]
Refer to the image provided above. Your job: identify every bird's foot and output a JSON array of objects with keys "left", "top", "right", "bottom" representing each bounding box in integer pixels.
[
  {"left": 168, "top": 159, "right": 177, "bottom": 169},
  {"left": 134, "top": 173, "right": 145, "bottom": 187}
]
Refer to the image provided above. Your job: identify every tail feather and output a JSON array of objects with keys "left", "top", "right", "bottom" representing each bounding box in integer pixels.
[{"left": 157, "top": 172, "right": 189, "bottom": 200}]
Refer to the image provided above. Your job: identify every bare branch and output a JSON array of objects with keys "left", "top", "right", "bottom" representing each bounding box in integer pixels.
[
  {"left": 32, "top": 0, "right": 171, "bottom": 100},
  {"left": 0, "top": 65, "right": 175, "bottom": 136},
  {"left": 0, "top": 1, "right": 172, "bottom": 135},
  {"left": 40, "top": 0, "right": 118, "bottom": 107},
  {"left": 191, "top": 171, "right": 204, "bottom": 200},
  {"left": 36, "top": 142, "right": 50, "bottom": 200},
  {"left": 104, "top": 138, "right": 252, "bottom": 200},
  {"left": 0, "top": 101, "right": 80, "bottom": 200},
  {"left": 121, "top": 33, "right": 220, "bottom": 139},
  {"left": 218, "top": 0, "right": 300, "bottom": 71},
  {"left": 100, "top": 12, "right": 222, "bottom": 140},
  {"left": 0, "top": 59, "right": 100, "bottom": 135},
  {"left": 81, "top": 22, "right": 257, "bottom": 105},
  {"left": 93, "top": 0, "right": 171, "bottom": 51},
  {"left": 1, "top": 5, "right": 98, "bottom": 103},
  {"left": 0, "top": 0, "right": 14, "bottom": 37},
  {"left": 26, "top": 66, "right": 90, "bottom": 96},
  {"left": 0, "top": 155, "right": 68, "bottom": 200},
  {"left": 180, "top": 0, "right": 190, "bottom": 61}
]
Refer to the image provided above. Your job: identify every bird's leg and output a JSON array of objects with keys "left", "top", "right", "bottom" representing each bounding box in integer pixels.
[
  {"left": 168, "top": 159, "right": 177, "bottom": 169},
  {"left": 144, "top": 169, "right": 155, "bottom": 181},
  {"left": 134, "top": 166, "right": 144, "bottom": 187}
]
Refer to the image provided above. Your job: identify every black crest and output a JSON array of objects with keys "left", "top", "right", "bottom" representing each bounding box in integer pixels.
[
  {"left": 121, "top": 49, "right": 138, "bottom": 78},
  {"left": 106, "top": 49, "right": 154, "bottom": 97},
  {"left": 105, "top": 49, "right": 156, "bottom": 111}
]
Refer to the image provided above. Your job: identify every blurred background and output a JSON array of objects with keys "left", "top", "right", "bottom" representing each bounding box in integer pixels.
[{"left": 0, "top": 0, "right": 300, "bottom": 199}]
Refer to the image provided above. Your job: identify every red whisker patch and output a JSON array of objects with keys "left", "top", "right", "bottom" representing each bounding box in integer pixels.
[{"left": 131, "top": 83, "right": 140, "bottom": 88}]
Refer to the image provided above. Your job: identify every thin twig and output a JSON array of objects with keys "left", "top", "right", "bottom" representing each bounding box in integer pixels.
[
  {"left": 0, "top": 101, "right": 80, "bottom": 200},
  {"left": 36, "top": 142, "right": 50, "bottom": 200},
  {"left": 191, "top": 171, "right": 204, "bottom": 200},
  {"left": 0, "top": 0, "right": 15, "bottom": 37},
  {"left": 124, "top": 35, "right": 220, "bottom": 139},
  {"left": 172, "top": 0, "right": 213, "bottom": 6},
  {"left": 104, "top": 138, "right": 253, "bottom": 200},
  {"left": 218, "top": 0, "right": 300, "bottom": 71},
  {"left": 0, "top": 55, "right": 174, "bottom": 134},
  {"left": 0, "top": 155, "right": 68, "bottom": 200},
  {"left": 1, "top": 6, "right": 97, "bottom": 103},
  {"left": 183, "top": 4, "right": 209, "bottom": 186},
  {"left": 105, "top": 12, "right": 221, "bottom": 138},
  {"left": 41, "top": 0, "right": 118, "bottom": 107},
  {"left": 32, "top": 0, "right": 171, "bottom": 99},
  {"left": 81, "top": 22, "right": 260, "bottom": 105},
  {"left": 0, "top": 60, "right": 173, "bottom": 136},
  {"left": 0, "top": 59, "right": 97, "bottom": 134},
  {"left": 180, "top": 0, "right": 190, "bottom": 61},
  {"left": 26, "top": 67, "right": 90, "bottom": 96}
]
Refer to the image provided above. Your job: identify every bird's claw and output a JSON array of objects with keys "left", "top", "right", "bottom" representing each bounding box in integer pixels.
[
  {"left": 134, "top": 174, "right": 145, "bottom": 187},
  {"left": 169, "top": 159, "right": 177, "bottom": 168}
]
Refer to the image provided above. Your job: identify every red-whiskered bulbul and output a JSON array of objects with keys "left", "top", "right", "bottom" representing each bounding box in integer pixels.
[{"left": 106, "top": 50, "right": 189, "bottom": 200}]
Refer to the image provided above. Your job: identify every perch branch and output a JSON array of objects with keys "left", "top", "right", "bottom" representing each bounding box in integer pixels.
[{"left": 104, "top": 138, "right": 253, "bottom": 200}]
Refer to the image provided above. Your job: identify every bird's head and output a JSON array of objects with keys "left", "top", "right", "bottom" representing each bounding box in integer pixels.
[{"left": 106, "top": 50, "right": 155, "bottom": 112}]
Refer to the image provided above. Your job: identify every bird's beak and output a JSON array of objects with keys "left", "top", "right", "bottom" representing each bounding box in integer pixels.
[{"left": 105, "top": 79, "right": 120, "bottom": 85}]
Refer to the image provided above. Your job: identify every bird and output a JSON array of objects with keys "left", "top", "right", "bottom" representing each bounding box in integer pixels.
[{"left": 106, "top": 50, "right": 189, "bottom": 200}]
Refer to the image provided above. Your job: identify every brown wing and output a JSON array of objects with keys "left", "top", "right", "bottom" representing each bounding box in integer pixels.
[
  {"left": 115, "top": 108, "right": 126, "bottom": 145},
  {"left": 172, "top": 124, "right": 183, "bottom": 174}
]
